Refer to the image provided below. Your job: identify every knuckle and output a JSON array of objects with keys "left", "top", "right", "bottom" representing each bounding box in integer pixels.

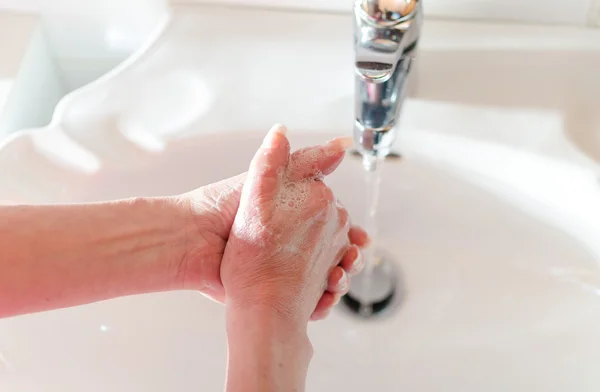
[
  {"left": 321, "top": 185, "right": 335, "bottom": 203},
  {"left": 338, "top": 207, "right": 350, "bottom": 229},
  {"left": 312, "top": 182, "right": 335, "bottom": 206},
  {"left": 312, "top": 180, "right": 327, "bottom": 192}
]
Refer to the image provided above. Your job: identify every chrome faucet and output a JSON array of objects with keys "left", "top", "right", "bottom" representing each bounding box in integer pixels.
[{"left": 353, "top": 0, "right": 423, "bottom": 164}]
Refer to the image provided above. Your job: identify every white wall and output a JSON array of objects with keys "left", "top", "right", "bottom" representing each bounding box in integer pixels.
[
  {"left": 1, "top": 0, "right": 600, "bottom": 27},
  {"left": 591, "top": 0, "right": 600, "bottom": 26},
  {"left": 0, "top": 0, "right": 40, "bottom": 12},
  {"left": 176, "top": 0, "right": 600, "bottom": 26}
]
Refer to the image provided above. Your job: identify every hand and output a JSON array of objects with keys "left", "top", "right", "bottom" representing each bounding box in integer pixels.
[
  {"left": 220, "top": 124, "right": 366, "bottom": 324},
  {"left": 178, "top": 126, "right": 369, "bottom": 320}
]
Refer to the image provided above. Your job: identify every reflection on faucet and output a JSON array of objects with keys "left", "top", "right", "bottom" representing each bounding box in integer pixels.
[{"left": 354, "top": 0, "right": 423, "bottom": 158}]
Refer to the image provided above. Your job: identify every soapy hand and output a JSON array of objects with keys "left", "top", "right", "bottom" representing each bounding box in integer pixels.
[
  {"left": 220, "top": 124, "right": 366, "bottom": 323},
  {"left": 179, "top": 125, "right": 369, "bottom": 320}
]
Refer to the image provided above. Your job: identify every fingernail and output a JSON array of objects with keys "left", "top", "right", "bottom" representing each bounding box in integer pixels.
[
  {"left": 362, "top": 233, "right": 373, "bottom": 248},
  {"left": 271, "top": 123, "right": 287, "bottom": 135},
  {"left": 350, "top": 250, "right": 364, "bottom": 275},
  {"left": 262, "top": 124, "right": 288, "bottom": 147},
  {"left": 325, "top": 136, "right": 353, "bottom": 152},
  {"left": 333, "top": 294, "right": 342, "bottom": 306},
  {"left": 338, "top": 271, "right": 349, "bottom": 292}
]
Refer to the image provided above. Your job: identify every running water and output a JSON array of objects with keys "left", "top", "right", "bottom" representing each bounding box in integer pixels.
[
  {"left": 340, "top": 150, "right": 399, "bottom": 318},
  {"left": 358, "top": 154, "right": 385, "bottom": 314},
  {"left": 363, "top": 154, "right": 384, "bottom": 268}
]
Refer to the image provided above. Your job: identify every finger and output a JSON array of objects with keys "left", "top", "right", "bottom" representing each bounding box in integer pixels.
[
  {"left": 314, "top": 181, "right": 336, "bottom": 205},
  {"left": 340, "top": 244, "right": 364, "bottom": 276},
  {"left": 349, "top": 226, "right": 371, "bottom": 248},
  {"left": 310, "top": 291, "right": 341, "bottom": 321},
  {"left": 327, "top": 265, "right": 350, "bottom": 294},
  {"left": 289, "top": 136, "right": 353, "bottom": 180},
  {"left": 249, "top": 124, "right": 290, "bottom": 181},
  {"left": 337, "top": 204, "right": 350, "bottom": 232}
]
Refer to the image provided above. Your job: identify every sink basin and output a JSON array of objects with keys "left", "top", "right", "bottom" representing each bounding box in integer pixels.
[
  {"left": 1, "top": 4, "right": 600, "bottom": 392},
  {"left": 2, "top": 130, "right": 600, "bottom": 391}
]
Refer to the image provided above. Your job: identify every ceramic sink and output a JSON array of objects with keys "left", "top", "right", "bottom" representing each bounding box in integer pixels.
[{"left": 1, "top": 4, "right": 600, "bottom": 392}]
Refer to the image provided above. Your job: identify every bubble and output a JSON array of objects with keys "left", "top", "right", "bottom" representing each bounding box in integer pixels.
[
  {"left": 274, "top": 178, "right": 311, "bottom": 211},
  {"left": 290, "top": 147, "right": 324, "bottom": 180}
]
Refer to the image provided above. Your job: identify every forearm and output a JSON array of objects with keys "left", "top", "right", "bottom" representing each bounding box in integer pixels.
[
  {"left": 0, "top": 198, "right": 190, "bottom": 318},
  {"left": 225, "top": 305, "right": 313, "bottom": 392}
]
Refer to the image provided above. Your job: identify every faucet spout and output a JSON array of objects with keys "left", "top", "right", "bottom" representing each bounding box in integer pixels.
[{"left": 353, "top": 0, "right": 422, "bottom": 157}]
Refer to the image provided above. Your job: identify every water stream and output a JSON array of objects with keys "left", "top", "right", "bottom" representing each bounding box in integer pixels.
[{"left": 358, "top": 154, "right": 385, "bottom": 315}]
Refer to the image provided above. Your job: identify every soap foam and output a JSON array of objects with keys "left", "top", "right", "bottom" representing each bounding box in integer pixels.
[
  {"left": 274, "top": 179, "right": 310, "bottom": 211},
  {"left": 233, "top": 142, "right": 342, "bottom": 254},
  {"left": 290, "top": 147, "right": 325, "bottom": 180}
]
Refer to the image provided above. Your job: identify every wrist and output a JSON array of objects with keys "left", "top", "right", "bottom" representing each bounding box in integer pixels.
[
  {"left": 225, "top": 304, "right": 312, "bottom": 392},
  {"left": 227, "top": 300, "right": 309, "bottom": 338},
  {"left": 123, "top": 196, "right": 194, "bottom": 292},
  {"left": 168, "top": 195, "right": 226, "bottom": 296},
  {"left": 226, "top": 282, "right": 310, "bottom": 326}
]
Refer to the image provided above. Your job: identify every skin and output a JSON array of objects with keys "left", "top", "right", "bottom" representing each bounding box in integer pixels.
[
  {"left": 0, "top": 124, "right": 369, "bottom": 391},
  {"left": 180, "top": 172, "right": 370, "bottom": 320},
  {"left": 222, "top": 124, "right": 362, "bottom": 392}
]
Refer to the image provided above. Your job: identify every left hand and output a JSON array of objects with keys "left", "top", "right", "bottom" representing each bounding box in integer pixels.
[{"left": 175, "top": 127, "right": 370, "bottom": 320}]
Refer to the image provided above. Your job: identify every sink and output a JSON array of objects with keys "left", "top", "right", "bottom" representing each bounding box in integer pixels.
[
  {"left": 2, "top": 129, "right": 600, "bottom": 391},
  {"left": 1, "top": 4, "right": 600, "bottom": 392}
]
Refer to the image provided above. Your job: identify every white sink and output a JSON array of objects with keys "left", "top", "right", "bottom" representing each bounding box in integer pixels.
[{"left": 1, "top": 4, "right": 600, "bottom": 392}]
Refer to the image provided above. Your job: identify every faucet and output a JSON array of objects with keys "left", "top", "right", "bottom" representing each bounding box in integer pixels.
[{"left": 353, "top": 0, "right": 423, "bottom": 167}]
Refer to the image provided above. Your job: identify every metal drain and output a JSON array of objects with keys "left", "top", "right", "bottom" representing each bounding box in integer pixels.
[{"left": 339, "top": 249, "right": 403, "bottom": 319}]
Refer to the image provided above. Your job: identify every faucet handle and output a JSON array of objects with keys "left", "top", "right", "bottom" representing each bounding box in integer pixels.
[
  {"left": 354, "top": 0, "right": 421, "bottom": 76},
  {"left": 358, "top": 0, "right": 419, "bottom": 25}
]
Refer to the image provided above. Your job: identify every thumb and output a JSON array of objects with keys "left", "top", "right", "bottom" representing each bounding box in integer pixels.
[
  {"left": 246, "top": 124, "right": 291, "bottom": 195},
  {"left": 250, "top": 124, "right": 290, "bottom": 176}
]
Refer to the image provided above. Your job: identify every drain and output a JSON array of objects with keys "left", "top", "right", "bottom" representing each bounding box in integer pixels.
[{"left": 339, "top": 249, "right": 403, "bottom": 319}]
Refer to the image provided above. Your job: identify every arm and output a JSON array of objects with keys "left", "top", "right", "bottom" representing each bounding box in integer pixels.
[
  {"left": 225, "top": 304, "right": 313, "bottom": 392},
  {"left": 0, "top": 198, "right": 192, "bottom": 318}
]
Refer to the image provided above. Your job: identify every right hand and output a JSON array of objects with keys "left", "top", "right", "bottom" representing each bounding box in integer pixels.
[{"left": 220, "top": 124, "right": 364, "bottom": 325}]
